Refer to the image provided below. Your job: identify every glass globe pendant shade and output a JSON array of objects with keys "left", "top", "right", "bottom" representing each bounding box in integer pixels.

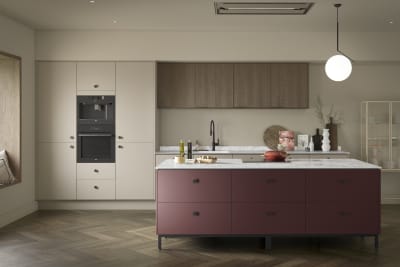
[{"left": 325, "top": 54, "right": 352, "bottom": 82}]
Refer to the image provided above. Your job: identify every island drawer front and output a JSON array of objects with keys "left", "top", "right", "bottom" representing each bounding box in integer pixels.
[
  {"left": 306, "top": 204, "right": 380, "bottom": 234},
  {"left": 157, "top": 170, "right": 231, "bottom": 202},
  {"left": 77, "top": 180, "right": 116, "bottom": 200},
  {"left": 157, "top": 203, "right": 231, "bottom": 234},
  {"left": 77, "top": 163, "right": 116, "bottom": 179},
  {"left": 306, "top": 170, "right": 380, "bottom": 203},
  {"left": 232, "top": 203, "right": 305, "bottom": 234},
  {"left": 232, "top": 171, "right": 305, "bottom": 202}
]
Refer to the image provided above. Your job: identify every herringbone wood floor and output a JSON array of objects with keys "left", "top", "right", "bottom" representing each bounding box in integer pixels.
[{"left": 0, "top": 206, "right": 399, "bottom": 267}]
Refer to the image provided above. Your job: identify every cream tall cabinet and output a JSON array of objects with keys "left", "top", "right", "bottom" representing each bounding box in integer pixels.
[
  {"left": 116, "top": 62, "right": 155, "bottom": 199},
  {"left": 36, "top": 61, "right": 156, "bottom": 201},
  {"left": 36, "top": 62, "right": 77, "bottom": 200}
]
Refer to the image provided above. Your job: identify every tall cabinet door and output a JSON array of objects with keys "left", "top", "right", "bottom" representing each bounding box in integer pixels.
[
  {"left": 116, "top": 62, "right": 155, "bottom": 142},
  {"left": 116, "top": 142, "right": 154, "bottom": 199},
  {"left": 36, "top": 142, "right": 77, "bottom": 200},
  {"left": 77, "top": 62, "right": 116, "bottom": 92},
  {"left": 115, "top": 62, "right": 155, "bottom": 200},
  {"left": 36, "top": 62, "right": 76, "bottom": 142}
]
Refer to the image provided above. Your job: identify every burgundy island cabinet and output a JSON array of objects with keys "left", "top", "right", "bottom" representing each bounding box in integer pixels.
[{"left": 156, "top": 159, "right": 381, "bottom": 250}]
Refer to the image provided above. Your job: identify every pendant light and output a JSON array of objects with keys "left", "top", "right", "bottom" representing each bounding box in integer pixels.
[{"left": 325, "top": 3, "right": 352, "bottom": 82}]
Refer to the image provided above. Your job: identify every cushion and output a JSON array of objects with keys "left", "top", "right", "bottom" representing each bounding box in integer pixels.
[{"left": 0, "top": 150, "right": 16, "bottom": 185}]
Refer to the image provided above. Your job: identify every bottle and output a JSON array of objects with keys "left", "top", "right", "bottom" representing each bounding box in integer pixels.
[
  {"left": 179, "top": 139, "right": 184, "bottom": 157},
  {"left": 312, "top": 128, "right": 323, "bottom": 151},
  {"left": 187, "top": 140, "right": 192, "bottom": 159},
  {"left": 309, "top": 137, "right": 314, "bottom": 152}
]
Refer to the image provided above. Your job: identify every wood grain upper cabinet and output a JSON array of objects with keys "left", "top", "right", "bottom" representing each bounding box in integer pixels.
[
  {"left": 77, "top": 62, "right": 115, "bottom": 92},
  {"left": 157, "top": 63, "right": 195, "bottom": 108},
  {"left": 116, "top": 62, "right": 155, "bottom": 142},
  {"left": 233, "top": 63, "right": 271, "bottom": 108},
  {"left": 36, "top": 62, "right": 76, "bottom": 142},
  {"left": 271, "top": 63, "right": 309, "bottom": 108},
  {"left": 194, "top": 63, "right": 234, "bottom": 108}
]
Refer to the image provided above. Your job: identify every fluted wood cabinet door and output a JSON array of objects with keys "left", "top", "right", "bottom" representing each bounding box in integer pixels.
[
  {"left": 194, "top": 63, "right": 234, "bottom": 108},
  {"left": 116, "top": 62, "right": 155, "bottom": 142},
  {"left": 233, "top": 63, "right": 271, "bottom": 108},
  {"left": 116, "top": 142, "right": 154, "bottom": 200},
  {"left": 271, "top": 63, "right": 309, "bottom": 108},
  {"left": 157, "top": 63, "right": 195, "bottom": 108},
  {"left": 36, "top": 142, "right": 77, "bottom": 200},
  {"left": 36, "top": 62, "right": 76, "bottom": 142}
]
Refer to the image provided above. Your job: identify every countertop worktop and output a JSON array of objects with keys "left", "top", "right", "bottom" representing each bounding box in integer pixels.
[
  {"left": 156, "top": 158, "right": 379, "bottom": 170},
  {"left": 156, "top": 146, "right": 350, "bottom": 155}
]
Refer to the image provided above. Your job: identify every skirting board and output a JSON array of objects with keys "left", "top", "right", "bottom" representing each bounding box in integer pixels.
[
  {"left": 0, "top": 201, "right": 38, "bottom": 228},
  {"left": 38, "top": 200, "right": 156, "bottom": 210}
]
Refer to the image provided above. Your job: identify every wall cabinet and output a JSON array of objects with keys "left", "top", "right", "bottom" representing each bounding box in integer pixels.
[
  {"left": 157, "top": 63, "right": 195, "bottom": 108},
  {"left": 194, "top": 63, "right": 234, "bottom": 108},
  {"left": 36, "top": 142, "right": 76, "bottom": 200},
  {"left": 157, "top": 62, "right": 308, "bottom": 108},
  {"left": 77, "top": 62, "right": 115, "bottom": 92},
  {"left": 361, "top": 101, "right": 400, "bottom": 170}
]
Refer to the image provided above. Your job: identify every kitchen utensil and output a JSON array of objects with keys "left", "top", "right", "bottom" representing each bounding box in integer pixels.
[{"left": 264, "top": 151, "right": 287, "bottom": 162}]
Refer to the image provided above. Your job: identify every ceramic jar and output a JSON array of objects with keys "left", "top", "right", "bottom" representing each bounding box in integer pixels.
[{"left": 322, "top": 128, "right": 331, "bottom": 152}]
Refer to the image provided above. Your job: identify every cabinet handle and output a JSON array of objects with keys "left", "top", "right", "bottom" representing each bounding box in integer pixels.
[
  {"left": 192, "top": 211, "right": 200, "bottom": 216},
  {"left": 118, "top": 145, "right": 123, "bottom": 149},
  {"left": 70, "top": 145, "right": 74, "bottom": 149},
  {"left": 265, "top": 211, "right": 277, "bottom": 216},
  {"left": 118, "top": 136, "right": 123, "bottom": 139},
  {"left": 70, "top": 136, "right": 74, "bottom": 140},
  {"left": 266, "top": 178, "right": 276, "bottom": 184},
  {"left": 192, "top": 178, "right": 200, "bottom": 184},
  {"left": 338, "top": 211, "right": 352, "bottom": 216},
  {"left": 94, "top": 169, "right": 99, "bottom": 173},
  {"left": 94, "top": 185, "right": 99, "bottom": 190},
  {"left": 94, "top": 84, "right": 99, "bottom": 88},
  {"left": 337, "top": 179, "right": 347, "bottom": 184}
]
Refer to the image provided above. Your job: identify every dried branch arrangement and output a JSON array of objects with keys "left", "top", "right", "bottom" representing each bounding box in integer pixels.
[{"left": 314, "top": 96, "right": 344, "bottom": 127}]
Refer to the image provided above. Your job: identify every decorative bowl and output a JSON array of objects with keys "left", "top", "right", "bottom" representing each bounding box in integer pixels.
[{"left": 264, "top": 151, "right": 287, "bottom": 162}]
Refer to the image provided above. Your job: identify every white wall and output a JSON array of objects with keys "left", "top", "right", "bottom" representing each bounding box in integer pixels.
[
  {"left": 0, "top": 15, "right": 37, "bottom": 227},
  {"left": 35, "top": 30, "right": 400, "bottom": 204}
]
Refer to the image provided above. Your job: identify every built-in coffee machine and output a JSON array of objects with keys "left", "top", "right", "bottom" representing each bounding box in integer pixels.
[{"left": 77, "top": 96, "right": 115, "bottom": 163}]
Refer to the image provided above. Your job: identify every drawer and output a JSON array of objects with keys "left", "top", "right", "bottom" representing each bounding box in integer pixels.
[
  {"left": 157, "top": 203, "right": 230, "bottom": 235},
  {"left": 77, "top": 180, "right": 115, "bottom": 200},
  {"left": 157, "top": 170, "right": 231, "bottom": 202},
  {"left": 232, "top": 170, "right": 305, "bottom": 203},
  {"left": 77, "top": 163, "right": 115, "bottom": 179},
  {"left": 232, "top": 154, "right": 262, "bottom": 162},
  {"left": 306, "top": 204, "right": 380, "bottom": 234},
  {"left": 286, "top": 154, "right": 309, "bottom": 160},
  {"left": 232, "top": 203, "right": 305, "bottom": 234},
  {"left": 306, "top": 170, "right": 380, "bottom": 203}
]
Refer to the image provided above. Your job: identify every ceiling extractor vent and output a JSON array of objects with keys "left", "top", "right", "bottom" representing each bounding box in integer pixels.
[{"left": 214, "top": 2, "right": 314, "bottom": 15}]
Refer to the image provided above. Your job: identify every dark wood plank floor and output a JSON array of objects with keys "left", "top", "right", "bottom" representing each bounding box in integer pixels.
[{"left": 0, "top": 206, "right": 399, "bottom": 267}]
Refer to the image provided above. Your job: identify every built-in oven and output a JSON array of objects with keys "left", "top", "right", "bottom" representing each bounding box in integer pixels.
[
  {"left": 77, "top": 125, "right": 115, "bottom": 163},
  {"left": 77, "top": 95, "right": 114, "bottom": 125}
]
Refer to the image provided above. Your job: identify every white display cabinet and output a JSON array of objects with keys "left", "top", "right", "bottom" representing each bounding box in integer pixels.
[{"left": 361, "top": 101, "right": 400, "bottom": 171}]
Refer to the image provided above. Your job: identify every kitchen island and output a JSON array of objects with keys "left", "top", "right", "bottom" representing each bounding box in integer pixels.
[{"left": 156, "top": 159, "right": 381, "bottom": 250}]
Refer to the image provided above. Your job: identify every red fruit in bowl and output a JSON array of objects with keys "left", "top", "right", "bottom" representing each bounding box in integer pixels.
[{"left": 264, "top": 151, "right": 287, "bottom": 162}]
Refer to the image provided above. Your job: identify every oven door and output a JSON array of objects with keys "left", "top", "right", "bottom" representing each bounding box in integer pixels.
[{"left": 77, "top": 133, "right": 115, "bottom": 163}]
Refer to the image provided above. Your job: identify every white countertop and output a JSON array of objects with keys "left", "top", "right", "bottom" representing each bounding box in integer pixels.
[
  {"left": 156, "top": 158, "right": 379, "bottom": 170},
  {"left": 156, "top": 146, "right": 350, "bottom": 155}
]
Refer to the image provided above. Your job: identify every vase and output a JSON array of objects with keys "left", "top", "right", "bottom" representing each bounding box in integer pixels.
[
  {"left": 326, "top": 117, "right": 338, "bottom": 151},
  {"left": 322, "top": 128, "right": 331, "bottom": 152},
  {"left": 312, "top": 128, "right": 323, "bottom": 151}
]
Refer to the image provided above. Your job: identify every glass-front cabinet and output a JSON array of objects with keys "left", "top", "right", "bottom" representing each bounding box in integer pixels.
[{"left": 361, "top": 101, "right": 400, "bottom": 170}]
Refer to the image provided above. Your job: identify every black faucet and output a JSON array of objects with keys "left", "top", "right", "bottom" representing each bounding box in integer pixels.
[{"left": 210, "top": 120, "right": 220, "bottom": 151}]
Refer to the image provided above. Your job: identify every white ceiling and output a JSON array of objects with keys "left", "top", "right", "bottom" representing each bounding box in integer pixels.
[{"left": 0, "top": 0, "right": 399, "bottom": 32}]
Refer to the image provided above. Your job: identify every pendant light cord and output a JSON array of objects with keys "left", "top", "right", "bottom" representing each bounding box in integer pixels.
[{"left": 336, "top": 4, "right": 339, "bottom": 52}]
